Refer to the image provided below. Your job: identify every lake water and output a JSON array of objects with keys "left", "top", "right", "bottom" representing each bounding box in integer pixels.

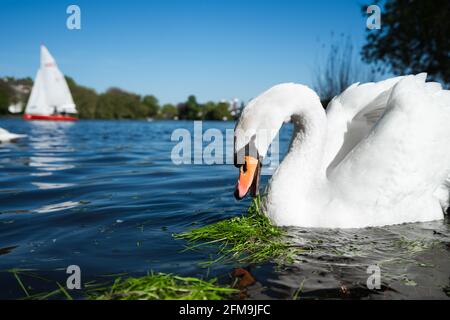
[{"left": 0, "top": 119, "right": 449, "bottom": 299}]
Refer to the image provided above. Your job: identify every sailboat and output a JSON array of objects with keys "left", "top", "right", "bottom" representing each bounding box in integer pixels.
[{"left": 24, "top": 45, "right": 78, "bottom": 121}]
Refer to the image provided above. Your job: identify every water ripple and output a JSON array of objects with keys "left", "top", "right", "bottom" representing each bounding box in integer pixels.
[{"left": 0, "top": 119, "right": 448, "bottom": 300}]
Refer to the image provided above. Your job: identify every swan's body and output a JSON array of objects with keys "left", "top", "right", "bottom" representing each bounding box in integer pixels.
[
  {"left": 234, "top": 74, "right": 450, "bottom": 228},
  {"left": 0, "top": 127, "right": 26, "bottom": 143}
]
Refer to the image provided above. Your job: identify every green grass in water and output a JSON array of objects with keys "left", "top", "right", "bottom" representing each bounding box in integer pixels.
[
  {"left": 9, "top": 270, "right": 235, "bottom": 300},
  {"left": 175, "top": 196, "right": 301, "bottom": 265},
  {"left": 12, "top": 198, "right": 299, "bottom": 300},
  {"left": 88, "top": 272, "right": 237, "bottom": 300},
  {"left": 394, "top": 237, "right": 439, "bottom": 254}
]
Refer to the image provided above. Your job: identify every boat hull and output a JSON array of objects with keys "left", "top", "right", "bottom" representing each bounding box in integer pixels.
[{"left": 23, "top": 114, "right": 78, "bottom": 121}]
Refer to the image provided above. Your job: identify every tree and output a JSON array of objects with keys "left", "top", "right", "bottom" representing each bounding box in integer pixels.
[
  {"left": 0, "top": 77, "right": 32, "bottom": 115},
  {"left": 66, "top": 77, "right": 98, "bottom": 118},
  {"left": 0, "top": 75, "right": 240, "bottom": 121},
  {"left": 362, "top": 0, "right": 450, "bottom": 85},
  {"left": 177, "top": 95, "right": 201, "bottom": 120},
  {"left": 95, "top": 88, "right": 146, "bottom": 119},
  {"left": 0, "top": 79, "right": 12, "bottom": 115},
  {"left": 314, "top": 35, "right": 375, "bottom": 107},
  {"left": 142, "top": 95, "right": 160, "bottom": 118},
  {"left": 160, "top": 103, "right": 178, "bottom": 119},
  {"left": 204, "top": 101, "right": 232, "bottom": 120}
]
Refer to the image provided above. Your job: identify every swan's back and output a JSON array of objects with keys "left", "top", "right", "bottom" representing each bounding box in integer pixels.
[
  {"left": 324, "top": 74, "right": 446, "bottom": 171},
  {"left": 329, "top": 76, "right": 450, "bottom": 216},
  {"left": 323, "top": 75, "right": 408, "bottom": 170}
]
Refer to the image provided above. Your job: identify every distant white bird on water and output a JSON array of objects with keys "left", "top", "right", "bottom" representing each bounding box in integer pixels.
[{"left": 0, "top": 127, "right": 26, "bottom": 143}]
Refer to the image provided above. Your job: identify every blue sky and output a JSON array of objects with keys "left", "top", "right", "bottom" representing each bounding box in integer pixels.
[{"left": 0, "top": 0, "right": 371, "bottom": 104}]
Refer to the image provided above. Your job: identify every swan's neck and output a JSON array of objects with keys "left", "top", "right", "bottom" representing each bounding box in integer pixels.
[{"left": 268, "top": 96, "right": 328, "bottom": 200}]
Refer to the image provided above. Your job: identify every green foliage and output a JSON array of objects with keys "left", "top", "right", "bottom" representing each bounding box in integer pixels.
[
  {"left": 0, "top": 80, "right": 11, "bottom": 115},
  {"left": 177, "top": 95, "right": 201, "bottom": 120},
  {"left": 204, "top": 101, "right": 232, "bottom": 120},
  {"left": 9, "top": 269, "right": 236, "bottom": 300},
  {"left": 362, "top": 0, "right": 450, "bottom": 85},
  {"left": 96, "top": 88, "right": 146, "bottom": 119},
  {"left": 142, "top": 95, "right": 160, "bottom": 118},
  {"left": 0, "top": 77, "right": 33, "bottom": 115},
  {"left": 1, "top": 76, "right": 238, "bottom": 120},
  {"left": 66, "top": 77, "right": 98, "bottom": 119},
  {"left": 160, "top": 103, "right": 178, "bottom": 119},
  {"left": 393, "top": 237, "right": 439, "bottom": 254},
  {"left": 88, "top": 272, "right": 237, "bottom": 300},
  {"left": 176, "top": 96, "right": 233, "bottom": 121},
  {"left": 175, "top": 196, "right": 303, "bottom": 265}
]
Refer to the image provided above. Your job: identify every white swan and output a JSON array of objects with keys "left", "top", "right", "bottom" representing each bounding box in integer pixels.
[
  {"left": 234, "top": 74, "right": 450, "bottom": 228},
  {"left": 0, "top": 127, "right": 26, "bottom": 143}
]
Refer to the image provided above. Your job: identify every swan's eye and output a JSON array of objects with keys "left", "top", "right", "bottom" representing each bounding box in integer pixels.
[{"left": 243, "top": 162, "right": 248, "bottom": 173}]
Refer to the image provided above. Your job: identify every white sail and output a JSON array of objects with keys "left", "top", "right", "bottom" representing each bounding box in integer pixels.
[
  {"left": 26, "top": 69, "right": 51, "bottom": 115},
  {"left": 25, "top": 45, "right": 77, "bottom": 116}
]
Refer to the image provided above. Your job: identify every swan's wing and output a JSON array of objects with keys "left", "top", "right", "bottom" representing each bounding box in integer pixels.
[
  {"left": 323, "top": 75, "right": 426, "bottom": 170},
  {"left": 329, "top": 76, "right": 450, "bottom": 211}
]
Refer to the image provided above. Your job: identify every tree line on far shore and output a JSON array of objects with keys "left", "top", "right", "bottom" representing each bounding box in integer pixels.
[
  {"left": 0, "top": 76, "right": 241, "bottom": 121},
  {"left": 2, "top": 0, "right": 448, "bottom": 119}
]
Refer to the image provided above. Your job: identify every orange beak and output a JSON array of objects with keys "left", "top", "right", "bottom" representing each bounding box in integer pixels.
[{"left": 235, "top": 155, "right": 260, "bottom": 200}]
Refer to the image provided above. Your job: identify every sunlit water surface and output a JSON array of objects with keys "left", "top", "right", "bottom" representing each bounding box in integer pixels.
[{"left": 0, "top": 119, "right": 449, "bottom": 299}]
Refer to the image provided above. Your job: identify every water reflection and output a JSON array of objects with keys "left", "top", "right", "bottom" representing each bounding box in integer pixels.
[
  {"left": 31, "top": 182, "right": 75, "bottom": 190},
  {"left": 35, "top": 201, "right": 80, "bottom": 213},
  {"left": 28, "top": 121, "right": 75, "bottom": 177},
  {"left": 29, "top": 157, "right": 75, "bottom": 171}
]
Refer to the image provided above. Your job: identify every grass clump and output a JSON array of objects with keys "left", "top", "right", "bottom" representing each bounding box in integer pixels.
[
  {"left": 394, "top": 237, "right": 439, "bottom": 254},
  {"left": 175, "top": 196, "right": 301, "bottom": 265},
  {"left": 9, "top": 270, "right": 235, "bottom": 300},
  {"left": 88, "top": 272, "right": 237, "bottom": 300}
]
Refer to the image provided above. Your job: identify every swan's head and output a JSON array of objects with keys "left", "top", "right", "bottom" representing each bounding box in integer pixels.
[{"left": 234, "top": 83, "right": 304, "bottom": 199}]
